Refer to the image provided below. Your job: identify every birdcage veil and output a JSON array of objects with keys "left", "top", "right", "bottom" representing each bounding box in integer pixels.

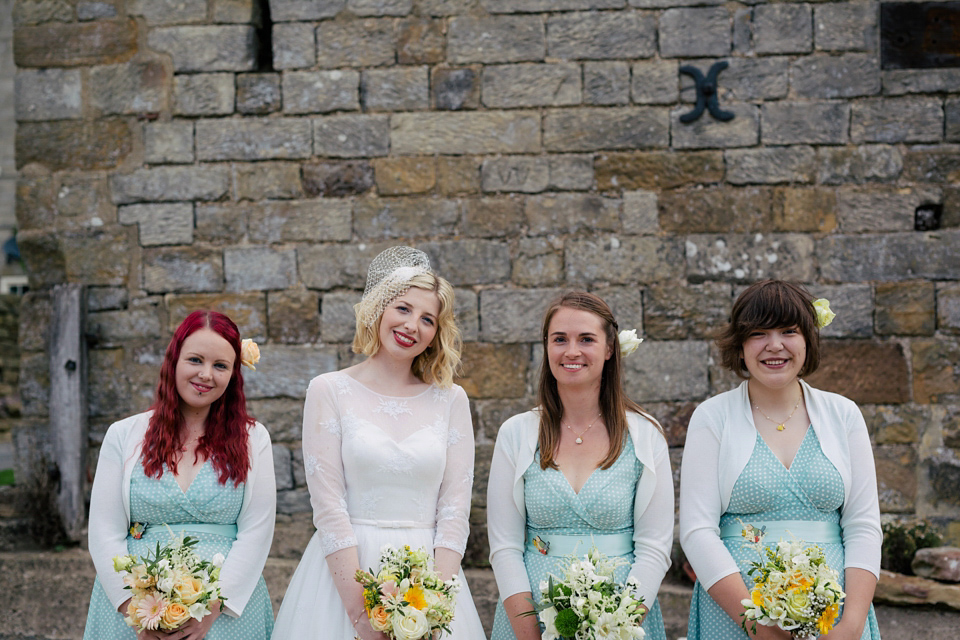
[{"left": 355, "top": 246, "right": 432, "bottom": 327}]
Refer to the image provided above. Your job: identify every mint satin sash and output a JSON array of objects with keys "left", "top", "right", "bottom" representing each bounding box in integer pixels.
[
  {"left": 720, "top": 520, "right": 842, "bottom": 545},
  {"left": 145, "top": 523, "right": 239, "bottom": 539},
  {"left": 525, "top": 531, "right": 634, "bottom": 557}
]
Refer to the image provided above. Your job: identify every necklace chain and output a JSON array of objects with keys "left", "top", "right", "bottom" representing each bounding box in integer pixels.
[
  {"left": 753, "top": 394, "right": 802, "bottom": 432},
  {"left": 562, "top": 412, "right": 602, "bottom": 444}
]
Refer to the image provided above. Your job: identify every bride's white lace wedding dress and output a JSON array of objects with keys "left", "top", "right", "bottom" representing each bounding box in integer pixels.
[{"left": 272, "top": 371, "right": 486, "bottom": 639}]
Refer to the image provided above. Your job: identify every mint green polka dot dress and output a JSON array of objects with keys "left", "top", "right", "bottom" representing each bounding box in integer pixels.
[
  {"left": 687, "top": 428, "right": 881, "bottom": 639},
  {"left": 83, "top": 461, "right": 274, "bottom": 639},
  {"left": 491, "top": 438, "right": 667, "bottom": 640}
]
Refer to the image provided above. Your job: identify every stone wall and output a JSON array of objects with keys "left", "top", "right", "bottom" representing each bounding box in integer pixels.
[
  {"left": 11, "top": 0, "right": 960, "bottom": 561},
  {"left": 1, "top": 0, "right": 17, "bottom": 247}
]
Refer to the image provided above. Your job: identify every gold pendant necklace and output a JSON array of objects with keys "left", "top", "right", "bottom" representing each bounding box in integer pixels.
[
  {"left": 754, "top": 395, "right": 802, "bottom": 432},
  {"left": 562, "top": 412, "right": 602, "bottom": 444}
]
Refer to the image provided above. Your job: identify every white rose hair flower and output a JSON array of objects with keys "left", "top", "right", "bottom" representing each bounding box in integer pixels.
[
  {"left": 618, "top": 329, "right": 643, "bottom": 358},
  {"left": 240, "top": 338, "right": 260, "bottom": 370}
]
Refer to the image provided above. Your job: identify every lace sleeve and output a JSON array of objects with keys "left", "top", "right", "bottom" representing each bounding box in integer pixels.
[
  {"left": 433, "top": 385, "right": 475, "bottom": 556},
  {"left": 302, "top": 375, "right": 358, "bottom": 556}
]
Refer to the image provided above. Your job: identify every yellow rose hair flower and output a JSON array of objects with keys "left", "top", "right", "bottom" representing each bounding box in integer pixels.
[
  {"left": 812, "top": 298, "right": 836, "bottom": 329},
  {"left": 240, "top": 338, "right": 260, "bottom": 370}
]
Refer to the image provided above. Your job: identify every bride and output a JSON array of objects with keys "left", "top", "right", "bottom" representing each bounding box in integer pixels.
[{"left": 272, "top": 246, "right": 485, "bottom": 639}]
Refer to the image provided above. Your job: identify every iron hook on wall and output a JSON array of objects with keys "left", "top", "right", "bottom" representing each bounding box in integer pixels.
[{"left": 679, "top": 61, "right": 735, "bottom": 123}]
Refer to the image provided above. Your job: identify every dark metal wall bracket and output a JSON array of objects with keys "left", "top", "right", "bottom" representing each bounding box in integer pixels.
[{"left": 679, "top": 61, "right": 735, "bottom": 123}]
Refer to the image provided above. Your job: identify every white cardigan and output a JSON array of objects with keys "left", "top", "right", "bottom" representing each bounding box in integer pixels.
[
  {"left": 487, "top": 410, "right": 674, "bottom": 606},
  {"left": 679, "top": 380, "right": 882, "bottom": 590},
  {"left": 87, "top": 411, "right": 276, "bottom": 617}
]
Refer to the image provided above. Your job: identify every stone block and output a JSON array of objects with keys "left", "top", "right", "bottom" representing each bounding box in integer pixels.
[
  {"left": 17, "top": 119, "right": 134, "bottom": 172},
  {"left": 461, "top": 197, "right": 525, "bottom": 238},
  {"left": 874, "top": 445, "right": 917, "bottom": 512},
  {"left": 144, "top": 122, "right": 194, "bottom": 164},
  {"left": 89, "top": 59, "right": 167, "bottom": 116},
  {"left": 56, "top": 174, "right": 112, "bottom": 221},
  {"left": 590, "top": 286, "right": 644, "bottom": 337},
  {"left": 353, "top": 197, "right": 459, "bottom": 239},
  {"left": 484, "top": 0, "right": 623, "bottom": 9},
  {"left": 685, "top": 233, "right": 815, "bottom": 283},
  {"left": 883, "top": 69, "right": 960, "bottom": 96},
  {"left": 806, "top": 283, "right": 873, "bottom": 338},
  {"left": 15, "top": 231, "right": 63, "bottom": 288},
  {"left": 860, "top": 404, "right": 926, "bottom": 444},
  {"left": 481, "top": 157, "right": 549, "bottom": 193},
  {"left": 595, "top": 150, "right": 724, "bottom": 191},
  {"left": 837, "top": 186, "right": 941, "bottom": 233},
  {"left": 525, "top": 193, "right": 619, "bottom": 235},
  {"left": 361, "top": 67, "right": 429, "bottom": 111},
  {"left": 110, "top": 166, "right": 230, "bottom": 204},
  {"left": 762, "top": 101, "right": 849, "bottom": 145},
  {"left": 118, "top": 203, "right": 193, "bottom": 246},
  {"left": 585, "top": 61, "right": 630, "bottom": 106},
  {"left": 14, "top": 69, "right": 82, "bottom": 121},
  {"left": 437, "top": 157, "right": 481, "bottom": 195},
  {"left": 912, "top": 547, "right": 960, "bottom": 582},
  {"left": 14, "top": 19, "right": 137, "bottom": 68},
  {"left": 372, "top": 157, "right": 437, "bottom": 195},
  {"left": 912, "top": 338, "right": 960, "bottom": 404},
  {"left": 480, "top": 288, "right": 560, "bottom": 343},
  {"left": 482, "top": 63, "right": 580, "bottom": 108},
  {"left": 432, "top": 67, "right": 480, "bottom": 110},
  {"left": 16, "top": 176, "right": 56, "bottom": 232},
  {"left": 87, "top": 287, "right": 128, "bottom": 312},
  {"left": 247, "top": 200, "right": 352, "bottom": 243},
  {"left": 299, "top": 242, "right": 393, "bottom": 290},
  {"left": 947, "top": 187, "right": 960, "bottom": 229},
  {"left": 818, "top": 145, "right": 902, "bottom": 185},
  {"left": 670, "top": 104, "right": 759, "bottom": 149},
  {"left": 804, "top": 340, "right": 909, "bottom": 404},
  {"left": 901, "top": 148, "right": 960, "bottom": 184},
  {"left": 273, "top": 445, "right": 293, "bottom": 491},
  {"left": 791, "top": 53, "right": 880, "bottom": 99},
  {"left": 771, "top": 187, "right": 837, "bottom": 233},
  {"left": 545, "top": 107, "right": 669, "bottom": 152},
  {"left": 234, "top": 162, "right": 303, "bottom": 200},
  {"left": 659, "top": 186, "right": 774, "bottom": 233},
  {"left": 273, "top": 23, "right": 316, "bottom": 70},
  {"left": 680, "top": 57, "right": 789, "bottom": 103},
  {"left": 315, "top": 114, "right": 390, "bottom": 157},
  {"left": 398, "top": 18, "right": 445, "bottom": 64},
  {"left": 251, "top": 398, "right": 307, "bottom": 442},
  {"left": 283, "top": 70, "right": 360, "bottom": 114},
  {"left": 265, "top": 289, "right": 319, "bottom": 344},
  {"left": 630, "top": 60, "right": 678, "bottom": 105},
  {"left": 819, "top": 231, "right": 960, "bottom": 282},
  {"left": 948, "top": 98, "right": 960, "bottom": 142},
  {"left": 814, "top": 2, "right": 877, "bottom": 52},
  {"left": 458, "top": 343, "right": 529, "bottom": 399},
  {"left": 875, "top": 281, "right": 936, "bottom": 336},
  {"left": 86, "top": 348, "right": 131, "bottom": 417},
  {"left": 347, "top": 0, "right": 411, "bottom": 14},
  {"left": 166, "top": 292, "right": 267, "bottom": 339},
  {"left": 271, "top": 0, "right": 344, "bottom": 20},
  {"left": 924, "top": 449, "right": 960, "bottom": 510},
  {"left": 88, "top": 307, "right": 161, "bottom": 347},
  {"left": 174, "top": 73, "right": 235, "bottom": 116},
  {"left": 302, "top": 160, "right": 375, "bottom": 197},
  {"left": 851, "top": 98, "right": 943, "bottom": 143},
  {"left": 391, "top": 112, "right": 540, "bottom": 155},
  {"left": 143, "top": 246, "right": 223, "bottom": 293},
  {"left": 62, "top": 229, "right": 135, "bottom": 286},
  {"left": 195, "top": 203, "right": 248, "bottom": 244},
  {"left": 622, "top": 190, "right": 658, "bottom": 235},
  {"left": 212, "top": 0, "right": 261, "bottom": 23},
  {"left": 726, "top": 146, "right": 817, "bottom": 185},
  {"left": 548, "top": 11, "right": 656, "bottom": 59},
  {"left": 316, "top": 19, "right": 396, "bottom": 68},
  {"left": 320, "top": 291, "right": 360, "bottom": 343},
  {"left": 224, "top": 246, "right": 297, "bottom": 292},
  {"left": 548, "top": 155, "right": 594, "bottom": 191},
  {"left": 237, "top": 73, "right": 282, "bottom": 114},
  {"left": 243, "top": 345, "right": 339, "bottom": 399},
  {"left": 624, "top": 340, "right": 710, "bottom": 402},
  {"left": 659, "top": 8, "right": 730, "bottom": 58},
  {"left": 644, "top": 282, "right": 732, "bottom": 340},
  {"left": 128, "top": 0, "right": 206, "bottom": 24},
  {"left": 148, "top": 26, "right": 257, "bottom": 72},
  {"left": 753, "top": 4, "right": 812, "bottom": 54},
  {"left": 566, "top": 236, "right": 685, "bottom": 284},
  {"left": 938, "top": 283, "right": 960, "bottom": 335},
  {"left": 196, "top": 119, "right": 313, "bottom": 161},
  {"left": 447, "top": 15, "right": 545, "bottom": 64},
  {"left": 420, "top": 240, "right": 512, "bottom": 286},
  {"left": 13, "top": 0, "right": 73, "bottom": 25},
  {"left": 512, "top": 237, "right": 564, "bottom": 287},
  {"left": 455, "top": 288, "right": 479, "bottom": 342}
]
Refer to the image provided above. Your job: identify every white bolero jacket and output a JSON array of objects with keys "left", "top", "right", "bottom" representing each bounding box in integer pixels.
[
  {"left": 87, "top": 411, "right": 276, "bottom": 617},
  {"left": 679, "top": 380, "right": 882, "bottom": 590},
  {"left": 487, "top": 409, "right": 674, "bottom": 606}
]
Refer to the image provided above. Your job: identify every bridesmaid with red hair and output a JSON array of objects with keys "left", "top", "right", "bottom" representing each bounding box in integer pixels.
[{"left": 83, "top": 311, "right": 276, "bottom": 640}]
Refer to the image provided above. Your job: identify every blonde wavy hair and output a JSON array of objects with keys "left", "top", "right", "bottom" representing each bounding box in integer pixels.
[{"left": 352, "top": 272, "right": 462, "bottom": 389}]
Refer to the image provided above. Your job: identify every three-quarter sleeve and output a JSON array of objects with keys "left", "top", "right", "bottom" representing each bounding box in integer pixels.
[
  {"left": 487, "top": 417, "right": 530, "bottom": 600},
  {"left": 218, "top": 423, "right": 276, "bottom": 617},
  {"left": 301, "top": 375, "right": 358, "bottom": 556},
  {"left": 433, "top": 385, "right": 475, "bottom": 556},
  {"left": 839, "top": 403, "right": 882, "bottom": 577},
  {"left": 628, "top": 432, "right": 675, "bottom": 606}
]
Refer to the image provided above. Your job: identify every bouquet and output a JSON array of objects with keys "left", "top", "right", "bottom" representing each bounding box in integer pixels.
[
  {"left": 531, "top": 547, "right": 646, "bottom": 640},
  {"left": 112, "top": 532, "right": 225, "bottom": 633},
  {"left": 739, "top": 523, "right": 846, "bottom": 639},
  {"left": 354, "top": 544, "right": 461, "bottom": 640}
]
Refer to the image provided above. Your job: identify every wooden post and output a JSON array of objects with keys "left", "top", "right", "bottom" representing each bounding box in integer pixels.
[{"left": 49, "top": 284, "right": 87, "bottom": 542}]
